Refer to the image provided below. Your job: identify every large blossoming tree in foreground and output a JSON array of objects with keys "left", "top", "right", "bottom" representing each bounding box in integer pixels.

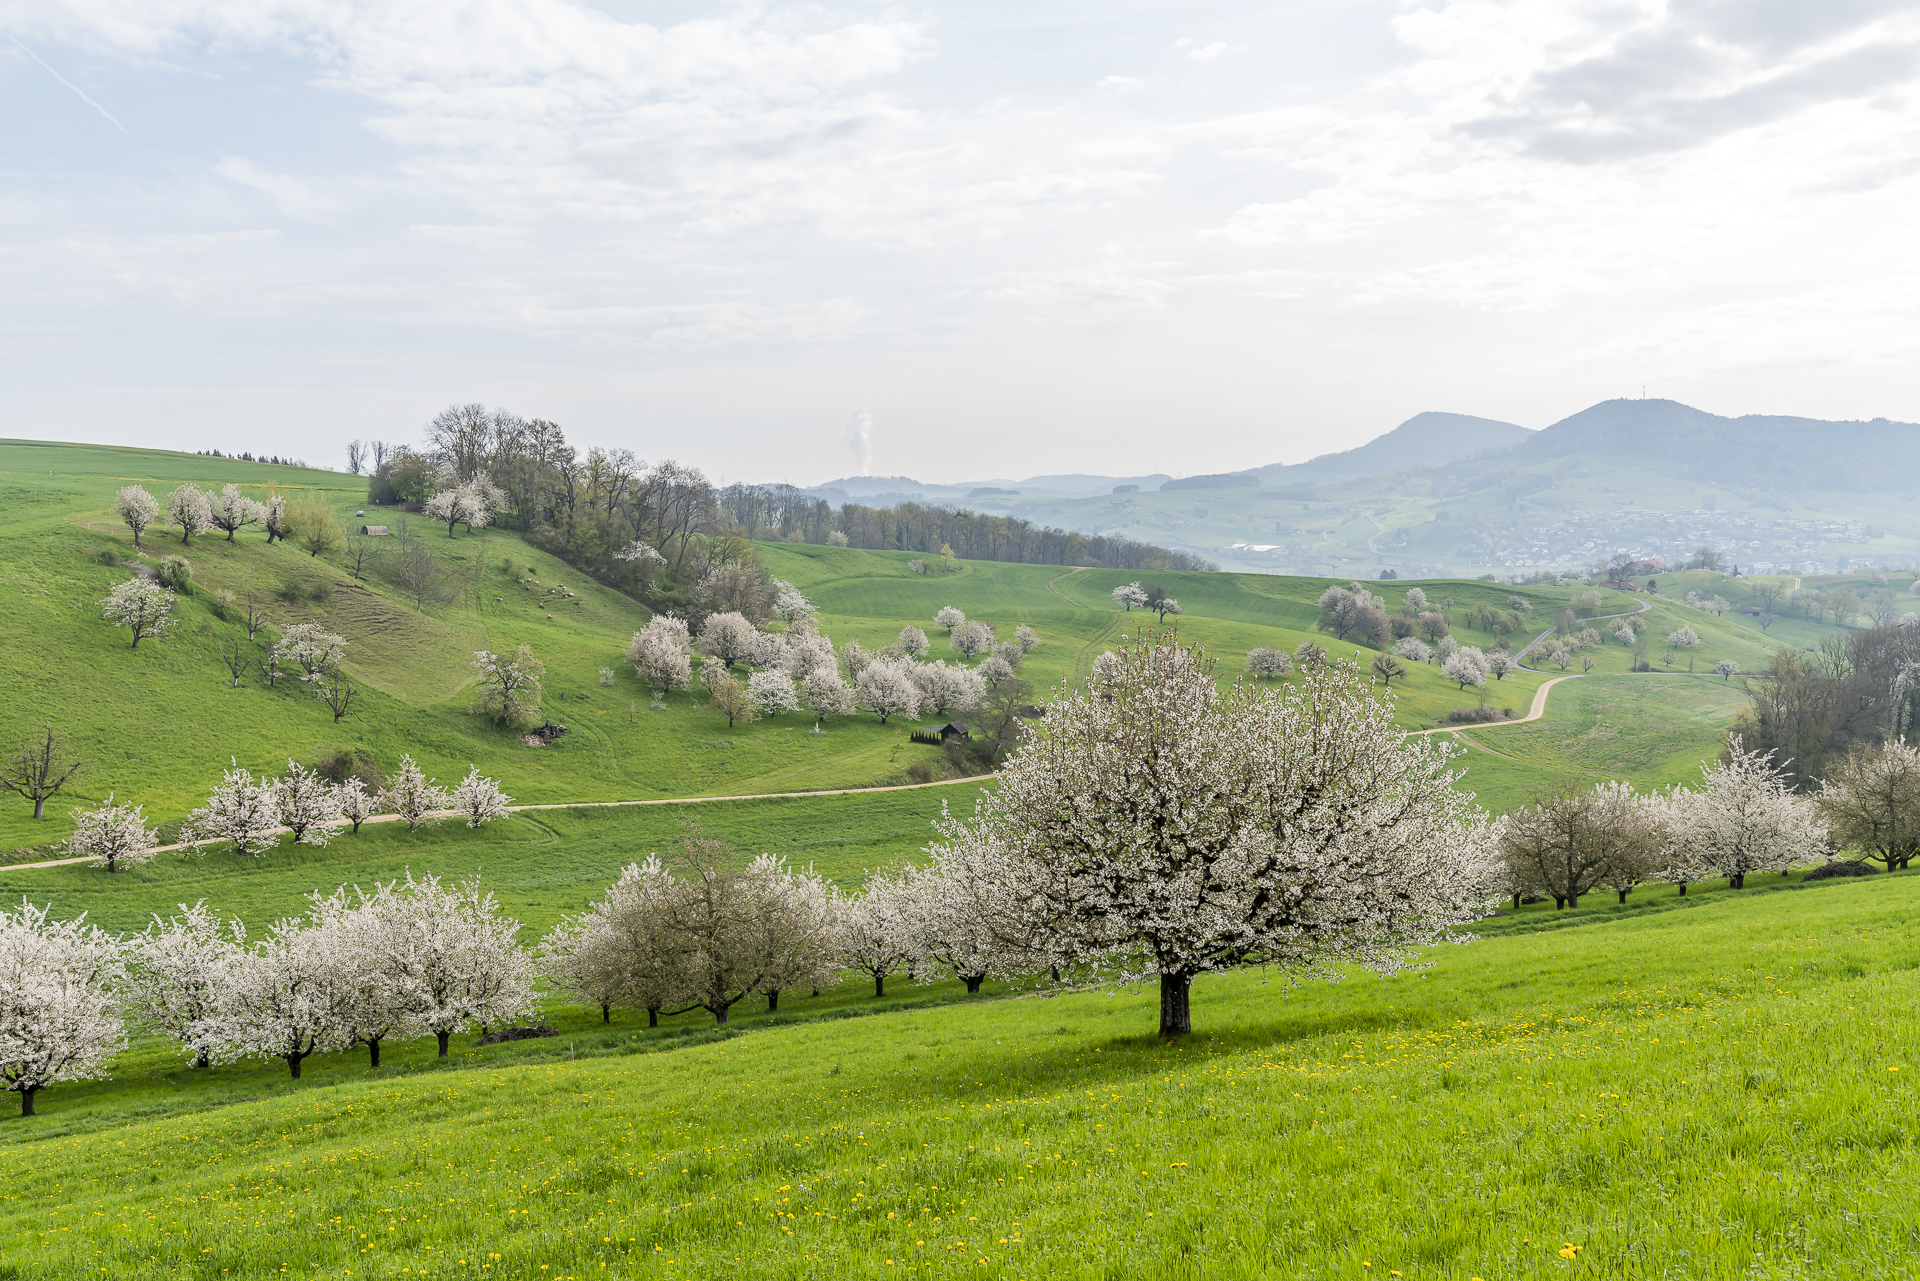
[{"left": 933, "top": 633, "right": 1498, "bottom": 1038}]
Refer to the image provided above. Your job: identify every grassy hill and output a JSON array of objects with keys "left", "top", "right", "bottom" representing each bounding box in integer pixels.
[
  {"left": 6, "top": 436, "right": 1772, "bottom": 851},
  {"left": 5, "top": 859, "right": 1919, "bottom": 1276}
]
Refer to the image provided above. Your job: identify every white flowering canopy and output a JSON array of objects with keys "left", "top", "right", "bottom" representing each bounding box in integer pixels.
[{"left": 932, "top": 635, "right": 1496, "bottom": 1038}]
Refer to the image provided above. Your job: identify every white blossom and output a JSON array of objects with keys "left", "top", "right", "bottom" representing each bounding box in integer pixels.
[
  {"left": 781, "top": 630, "right": 838, "bottom": 680},
  {"left": 803, "top": 667, "right": 859, "bottom": 729},
  {"left": 1245, "top": 647, "right": 1292, "bottom": 679},
  {"left": 448, "top": 767, "right": 513, "bottom": 828},
  {"left": 338, "top": 777, "right": 379, "bottom": 833},
  {"left": 697, "top": 611, "right": 760, "bottom": 668},
  {"left": 271, "top": 761, "right": 344, "bottom": 847},
  {"left": 1111, "top": 583, "right": 1148, "bottom": 612},
  {"left": 896, "top": 625, "right": 930, "bottom": 658},
  {"left": 840, "top": 639, "right": 875, "bottom": 680},
  {"left": 100, "top": 578, "right": 176, "bottom": 649},
  {"left": 203, "top": 915, "right": 352, "bottom": 1078},
  {"left": 838, "top": 872, "right": 914, "bottom": 998},
  {"left": 1014, "top": 624, "right": 1039, "bottom": 651},
  {"left": 186, "top": 762, "right": 281, "bottom": 857},
  {"left": 1392, "top": 637, "right": 1432, "bottom": 664},
  {"left": 470, "top": 645, "right": 545, "bottom": 725},
  {"left": 125, "top": 901, "right": 244, "bottom": 1067},
  {"left": 856, "top": 660, "right": 924, "bottom": 724},
  {"left": 272, "top": 622, "right": 347, "bottom": 685},
  {"left": 164, "top": 484, "right": 212, "bottom": 542},
  {"left": 63, "top": 794, "right": 159, "bottom": 872},
  {"left": 913, "top": 660, "right": 988, "bottom": 715},
  {"left": 541, "top": 857, "right": 687, "bottom": 1024},
  {"left": 1404, "top": 587, "right": 1429, "bottom": 610},
  {"left": 1667, "top": 625, "right": 1701, "bottom": 648},
  {"left": 771, "top": 580, "right": 815, "bottom": 625},
  {"left": 114, "top": 485, "right": 160, "bottom": 548},
  {"left": 748, "top": 670, "right": 803, "bottom": 717},
  {"left": 1441, "top": 646, "right": 1491, "bottom": 690},
  {"left": 742, "top": 855, "right": 844, "bottom": 1011},
  {"left": 749, "top": 630, "right": 791, "bottom": 671},
  {"left": 978, "top": 653, "right": 1016, "bottom": 685},
  {"left": 380, "top": 754, "right": 449, "bottom": 831},
  {"left": 949, "top": 620, "right": 994, "bottom": 660},
  {"left": 934, "top": 606, "right": 965, "bottom": 632},
  {"left": 628, "top": 614, "right": 694, "bottom": 695},
  {"left": 614, "top": 539, "right": 667, "bottom": 566},
  {"left": 930, "top": 636, "right": 1495, "bottom": 1037},
  {"left": 208, "top": 484, "right": 268, "bottom": 542},
  {"left": 359, "top": 873, "right": 537, "bottom": 1056},
  {"left": 1663, "top": 739, "right": 1828, "bottom": 888},
  {"left": 0, "top": 901, "right": 124, "bottom": 1115}
]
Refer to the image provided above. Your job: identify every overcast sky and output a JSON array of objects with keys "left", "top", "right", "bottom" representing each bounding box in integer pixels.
[{"left": 5, "top": 0, "right": 1919, "bottom": 484}]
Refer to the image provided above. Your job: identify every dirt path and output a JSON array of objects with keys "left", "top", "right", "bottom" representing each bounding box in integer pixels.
[
  {"left": 1048, "top": 567, "right": 1127, "bottom": 684},
  {"left": 1407, "top": 674, "right": 1579, "bottom": 737},
  {"left": 1361, "top": 510, "right": 1386, "bottom": 554},
  {"left": 4, "top": 774, "right": 999, "bottom": 872}
]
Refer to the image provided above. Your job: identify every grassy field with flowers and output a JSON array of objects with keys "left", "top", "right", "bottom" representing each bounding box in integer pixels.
[{"left": 3, "top": 863, "right": 1918, "bottom": 1278}]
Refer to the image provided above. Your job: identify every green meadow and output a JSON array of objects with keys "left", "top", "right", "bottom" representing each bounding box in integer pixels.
[
  {"left": 3, "top": 863, "right": 1918, "bottom": 1278},
  {"left": 5, "top": 436, "right": 1905, "bottom": 1280}
]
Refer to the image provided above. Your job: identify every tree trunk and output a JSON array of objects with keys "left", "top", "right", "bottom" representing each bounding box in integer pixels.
[
  {"left": 1511, "top": 893, "right": 1521, "bottom": 911},
  {"left": 1617, "top": 889, "right": 1628, "bottom": 904},
  {"left": 874, "top": 975, "right": 885, "bottom": 998},
  {"left": 19, "top": 1087, "right": 35, "bottom": 1117},
  {"left": 601, "top": 1003, "right": 611, "bottom": 1024},
  {"left": 1732, "top": 873, "right": 1745, "bottom": 889},
  {"left": 767, "top": 990, "right": 779, "bottom": 1013},
  {"left": 1677, "top": 882, "right": 1687, "bottom": 896},
  {"left": 1567, "top": 891, "right": 1580, "bottom": 908},
  {"left": 713, "top": 1002, "right": 730, "bottom": 1026},
  {"left": 32, "top": 796, "right": 45, "bottom": 820},
  {"left": 648, "top": 1007, "right": 659, "bottom": 1028},
  {"left": 1159, "top": 972, "right": 1192, "bottom": 1039},
  {"left": 367, "top": 1038, "right": 382, "bottom": 1068},
  {"left": 965, "top": 975, "right": 984, "bottom": 995},
  {"left": 1553, "top": 896, "right": 1566, "bottom": 909},
  {"left": 287, "top": 1053, "right": 305, "bottom": 1079},
  {"left": 193, "top": 1048, "right": 209, "bottom": 1069},
  {"left": 436, "top": 1030, "right": 450, "bottom": 1057}
]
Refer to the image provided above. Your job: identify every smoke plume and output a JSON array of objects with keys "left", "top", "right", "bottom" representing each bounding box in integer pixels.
[{"left": 845, "top": 410, "right": 873, "bottom": 476}]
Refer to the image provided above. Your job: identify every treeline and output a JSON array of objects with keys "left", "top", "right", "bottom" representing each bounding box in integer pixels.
[
  {"left": 194, "top": 449, "right": 310, "bottom": 468},
  {"left": 1733, "top": 622, "right": 1920, "bottom": 789},
  {"left": 357, "top": 406, "right": 1211, "bottom": 613},
  {"left": 717, "top": 483, "right": 1217, "bottom": 572}
]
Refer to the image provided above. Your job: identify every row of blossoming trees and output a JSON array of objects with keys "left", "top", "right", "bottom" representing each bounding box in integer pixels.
[
  {"left": 628, "top": 604, "right": 1038, "bottom": 727},
  {"left": 60, "top": 756, "right": 511, "bottom": 871},
  {"left": 1499, "top": 735, "right": 1920, "bottom": 906}
]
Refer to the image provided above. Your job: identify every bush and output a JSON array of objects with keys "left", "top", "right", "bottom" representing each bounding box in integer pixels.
[
  {"left": 156, "top": 556, "right": 194, "bottom": 593},
  {"left": 211, "top": 588, "right": 235, "bottom": 620},
  {"left": 312, "top": 745, "right": 385, "bottom": 790},
  {"left": 92, "top": 546, "right": 121, "bottom": 566},
  {"left": 905, "top": 762, "right": 934, "bottom": 785},
  {"left": 1442, "top": 707, "right": 1505, "bottom": 724}
]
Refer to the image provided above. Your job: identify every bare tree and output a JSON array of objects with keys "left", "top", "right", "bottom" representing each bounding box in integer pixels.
[
  {"left": 392, "top": 521, "right": 452, "bottom": 610},
  {"left": 315, "top": 671, "right": 357, "bottom": 723},
  {"left": 0, "top": 726, "right": 85, "bottom": 820},
  {"left": 216, "top": 639, "right": 254, "bottom": 688},
  {"left": 346, "top": 440, "right": 367, "bottom": 475},
  {"left": 342, "top": 526, "right": 379, "bottom": 579},
  {"left": 1815, "top": 739, "right": 1920, "bottom": 870},
  {"left": 241, "top": 592, "right": 270, "bottom": 641}
]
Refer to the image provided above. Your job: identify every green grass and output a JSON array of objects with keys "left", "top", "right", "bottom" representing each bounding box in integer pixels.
[
  {"left": 7, "top": 438, "right": 1721, "bottom": 851},
  {"left": 0, "top": 787, "right": 967, "bottom": 938},
  {"left": 6, "top": 859, "right": 1920, "bottom": 1277},
  {"left": 1446, "top": 674, "right": 1749, "bottom": 812}
]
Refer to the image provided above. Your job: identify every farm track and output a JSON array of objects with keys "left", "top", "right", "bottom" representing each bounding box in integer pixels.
[
  {"left": 17, "top": 598, "right": 1734, "bottom": 871},
  {"left": 7, "top": 774, "right": 998, "bottom": 871},
  {"left": 1046, "top": 567, "right": 1124, "bottom": 685}
]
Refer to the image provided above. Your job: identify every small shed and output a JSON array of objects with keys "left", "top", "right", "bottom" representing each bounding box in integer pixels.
[
  {"left": 360, "top": 525, "right": 389, "bottom": 536},
  {"left": 936, "top": 721, "right": 971, "bottom": 742}
]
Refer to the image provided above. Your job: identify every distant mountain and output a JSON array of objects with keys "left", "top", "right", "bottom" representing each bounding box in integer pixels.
[
  {"left": 1516, "top": 399, "right": 1920, "bottom": 492},
  {"left": 1255, "top": 411, "right": 1533, "bottom": 483}
]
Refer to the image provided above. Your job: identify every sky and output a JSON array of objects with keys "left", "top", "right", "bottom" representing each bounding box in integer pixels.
[{"left": 4, "top": 0, "right": 1920, "bottom": 486}]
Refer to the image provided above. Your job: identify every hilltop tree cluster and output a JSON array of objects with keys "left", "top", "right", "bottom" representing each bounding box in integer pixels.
[{"left": 360, "top": 405, "right": 1212, "bottom": 619}]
